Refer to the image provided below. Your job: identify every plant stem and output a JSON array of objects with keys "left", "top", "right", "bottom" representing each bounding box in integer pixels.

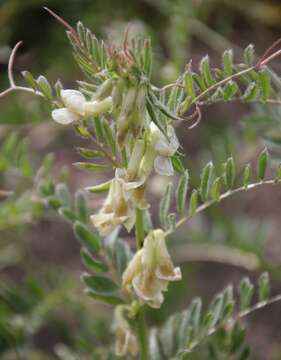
[
  {"left": 135, "top": 208, "right": 145, "bottom": 249},
  {"left": 167, "top": 179, "right": 278, "bottom": 236},
  {"left": 191, "top": 65, "right": 255, "bottom": 105},
  {"left": 136, "top": 306, "right": 149, "bottom": 360},
  {"left": 87, "top": 130, "right": 120, "bottom": 167}
]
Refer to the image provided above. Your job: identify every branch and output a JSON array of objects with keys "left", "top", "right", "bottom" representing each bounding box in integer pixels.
[
  {"left": 168, "top": 179, "right": 278, "bottom": 235},
  {"left": 0, "top": 42, "right": 43, "bottom": 99},
  {"left": 173, "top": 244, "right": 260, "bottom": 271},
  {"left": 8, "top": 41, "right": 22, "bottom": 87},
  {"left": 179, "top": 292, "right": 281, "bottom": 356}
]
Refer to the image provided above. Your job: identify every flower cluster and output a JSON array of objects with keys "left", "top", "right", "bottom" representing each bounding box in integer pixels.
[
  {"left": 90, "top": 126, "right": 179, "bottom": 235},
  {"left": 122, "top": 229, "right": 182, "bottom": 308}
]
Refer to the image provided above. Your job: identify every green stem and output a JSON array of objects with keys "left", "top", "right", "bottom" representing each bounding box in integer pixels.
[
  {"left": 135, "top": 208, "right": 145, "bottom": 249},
  {"left": 168, "top": 179, "right": 278, "bottom": 236},
  {"left": 136, "top": 306, "right": 149, "bottom": 360}
]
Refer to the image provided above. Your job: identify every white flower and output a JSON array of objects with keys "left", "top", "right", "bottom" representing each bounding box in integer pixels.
[
  {"left": 122, "top": 229, "right": 181, "bottom": 308},
  {"left": 51, "top": 89, "right": 112, "bottom": 125},
  {"left": 114, "top": 305, "right": 138, "bottom": 357},
  {"left": 150, "top": 123, "right": 179, "bottom": 176}
]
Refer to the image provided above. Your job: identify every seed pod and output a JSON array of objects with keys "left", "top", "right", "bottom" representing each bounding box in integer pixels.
[
  {"left": 117, "top": 86, "right": 138, "bottom": 147},
  {"left": 112, "top": 78, "right": 125, "bottom": 111},
  {"left": 94, "top": 79, "right": 114, "bottom": 101}
]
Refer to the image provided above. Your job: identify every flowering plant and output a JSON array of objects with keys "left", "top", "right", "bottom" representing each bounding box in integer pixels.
[{"left": 3, "top": 8, "right": 281, "bottom": 359}]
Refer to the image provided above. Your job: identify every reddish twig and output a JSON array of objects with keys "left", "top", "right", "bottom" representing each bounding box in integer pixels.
[{"left": 258, "top": 37, "right": 281, "bottom": 67}]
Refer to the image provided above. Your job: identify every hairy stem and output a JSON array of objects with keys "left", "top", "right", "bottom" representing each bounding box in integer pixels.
[{"left": 136, "top": 306, "right": 149, "bottom": 360}]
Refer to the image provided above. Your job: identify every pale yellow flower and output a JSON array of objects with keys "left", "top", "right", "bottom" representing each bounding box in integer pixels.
[{"left": 122, "top": 229, "right": 181, "bottom": 308}]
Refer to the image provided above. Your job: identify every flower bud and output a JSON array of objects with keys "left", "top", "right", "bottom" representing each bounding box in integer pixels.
[
  {"left": 112, "top": 78, "right": 125, "bottom": 111},
  {"left": 94, "top": 79, "right": 114, "bottom": 101},
  {"left": 127, "top": 140, "right": 145, "bottom": 179},
  {"left": 117, "top": 86, "right": 138, "bottom": 147}
]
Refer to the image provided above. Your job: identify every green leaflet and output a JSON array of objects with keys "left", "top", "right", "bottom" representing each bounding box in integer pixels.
[
  {"left": 75, "top": 190, "right": 88, "bottom": 222},
  {"left": 200, "top": 55, "right": 215, "bottom": 87},
  {"left": 36, "top": 75, "right": 53, "bottom": 100},
  {"left": 189, "top": 189, "right": 198, "bottom": 216},
  {"left": 199, "top": 161, "right": 214, "bottom": 201},
  {"left": 81, "top": 273, "right": 119, "bottom": 296},
  {"left": 244, "top": 44, "right": 255, "bottom": 66},
  {"left": 74, "top": 162, "right": 113, "bottom": 172},
  {"left": 84, "top": 290, "right": 124, "bottom": 305},
  {"left": 223, "top": 157, "right": 235, "bottom": 189},
  {"left": 223, "top": 81, "right": 239, "bottom": 101},
  {"left": 239, "top": 278, "right": 254, "bottom": 311},
  {"left": 259, "top": 68, "right": 271, "bottom": 101},
  {"left": 184, "top": 67, "right": 196, "bottom": 99},
  {"left": 211, "top": 177, "right": 221, "bottom": 202},
  {"left": 81, "top": 247, "right": 109, "bottom": 273},
  {"left": 85, "top": 180, "right": 111, "bottom": 193},
  {"left": 257, "top": 148, "right": 268, "bottom": 180},
  {"left": 222, "top": 49, "right": 234, "bottom": 76},
  {"left": 76, "top": 147, "right": 101, "bottom": 159},
  {"left": 258, "top": 272, "right": 270, "bottom": 302},
  {"left": 58, "top": 206, "right": 78, "bottom": 223},
  {"left": 55, "top": 183, "right": 71, "bottom": 207},
  {"left": 159, "top": 182, "right": 173, "bottom": 229},
  {"left": 22, "top": 71, "right": 37, "bottom": 91},
  {"left": 243, "top": 164, "right": 252, "bottom": 189},
  {"left": 176, "top": 170, "right": 189, "bottom": 213},
  {"left": 73, "top": 221, "right": 101, "bottom": 253}
]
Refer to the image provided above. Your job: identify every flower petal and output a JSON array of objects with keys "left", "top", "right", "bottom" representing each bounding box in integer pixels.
[
  {"left": 132, "top": 274, "right": 167, "bottom": 308},
  {"left": 155, "top": 137, "right": 172, "bottom": 157},
  {"left": 156, "top": 266, "right": 182, "bottom": 281},
  {"left": 167, "top": 125, "right": 179, "bottom": 153},
  {"left": 51, "top": 108, "right": 79, "bottom": 124},
  {"left": 84, "top": 96, "right": 113, "bottom": 116},
  {"left": 154, "top": 156, "right": 174, "bottom": 176},
  {"left": 90, "top": 212, "right": 128, "bottom": 236},
  {"left": 122, "top": 249, "right": 143, "bottom": 293},
  {"left": 61, "top": 89, "right": 86, "bottom": 115}
]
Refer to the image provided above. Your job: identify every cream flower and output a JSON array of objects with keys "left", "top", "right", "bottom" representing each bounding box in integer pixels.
[
  {"left": 90, "top": 178, "right": 135, "bottom": 236},
  {"left": 150, "top": 123, "right": 179, "bottom": 176},
  {"left": 122, "top": 229, "right": 181, "bottom": 308},
  {"left": 114, "top": 305, "right": 138, "bottom": 357},
  {"left": 52, "top": 89, "right": 112, "bottom": 125}
]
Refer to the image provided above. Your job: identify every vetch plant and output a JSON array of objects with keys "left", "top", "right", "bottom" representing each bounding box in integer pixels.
[{"left": 3, "top": 7, "right": 281, "bottom": 359}]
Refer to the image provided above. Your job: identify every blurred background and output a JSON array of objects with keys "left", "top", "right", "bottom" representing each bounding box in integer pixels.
[{"left": 1, "top": 0, "right": 281, "bottom": 359}]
